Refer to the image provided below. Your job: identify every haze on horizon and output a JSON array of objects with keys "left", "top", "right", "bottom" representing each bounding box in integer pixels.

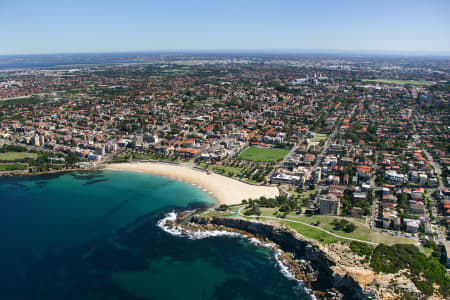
[{"left": 1, "top": 0, "right": 450, "bottom": 55}]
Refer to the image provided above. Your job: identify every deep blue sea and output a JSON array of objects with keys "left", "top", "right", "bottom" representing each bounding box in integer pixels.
[{"left": 0, "top": 170, "right": 310, "bottom": 300}]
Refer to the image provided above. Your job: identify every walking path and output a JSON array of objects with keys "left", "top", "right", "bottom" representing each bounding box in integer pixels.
[{"left": 238, "top": 207, "right": 377, "bottom": 245}]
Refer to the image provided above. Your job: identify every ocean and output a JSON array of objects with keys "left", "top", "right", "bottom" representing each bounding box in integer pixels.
[{"left": 0, "top": 170, "right": 311, "bottom": 300}]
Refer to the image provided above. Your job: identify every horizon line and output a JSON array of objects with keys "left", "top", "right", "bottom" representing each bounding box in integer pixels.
[{"left": 1, "top": 48, "right": 450, "bottom": 58}]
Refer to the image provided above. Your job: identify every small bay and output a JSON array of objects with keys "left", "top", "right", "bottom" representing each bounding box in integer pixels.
[{"left": 0, "top": 170, "right": 310, "bottom": 299}]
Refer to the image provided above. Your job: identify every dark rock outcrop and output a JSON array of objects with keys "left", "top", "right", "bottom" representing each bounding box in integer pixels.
[{"left": 192, "top": 216, "right": 366, "bottom": 300}]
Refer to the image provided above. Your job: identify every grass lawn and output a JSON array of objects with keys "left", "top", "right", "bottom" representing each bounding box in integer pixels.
[
  {"left": 364, "top": 79, "right": 434, "bottom": 86},
  {"left": 280, "top": 221, "right": 343, "bottom": 244},
  {"left": 201, "top": 164, "right": 243, "bottom": 177},
  {"left": 246, "top": 178, "right": 262, "bottom": 184},
  {"left": 132, "top": 153, "right": 185, "bottom": 162},
  {"left": 203, "top": 207, "right": 428, "bottom": 253},
  {"left": 0, "top": 163, "right": 27, "bottom": 171},
  {"left": 312, "top": 134, "right": 327, "bottom": 142},
  {"left": 239, "top": 147, "right": 289, "bottom": 162},
  {"left": 0, "top": 152, "right": 38, "bottom": 161},
  {"left": 287, "top": 214, "right": 372, "bottom": 242},
  {"left": 211, "top": 165, "right": 243, "bottom": 176},
  {"left": 286, "top": 187, "right": 316, "bottom": 200},
  {"left": 258, "top": 208, "right": 418, "bottom": 246},
  {"left": 238, "top": 209, "right": 341, "bottom": 244},
  {"left": 419, "top": 246, "right": 434, "bottom": 257},
  {"left": 195, "top": 98, "right": 220, "bottom": 106}
]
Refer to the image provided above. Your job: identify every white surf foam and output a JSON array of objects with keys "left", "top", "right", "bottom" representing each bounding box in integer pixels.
[
  {"left": 157, "top": 212, "right": 243, "bottom": 240},
  {"left": 274, "top": 250, "right": 317, "bottom": 299},
  {"left": 157, "top": 212, "right": 316, "bottom": 299},
  {"left": 275, "top": 249, "right": 298, "bottom": 281}
]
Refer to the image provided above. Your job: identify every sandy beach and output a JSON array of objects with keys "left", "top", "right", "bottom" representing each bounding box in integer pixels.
[{"left": 105, "top": 162, "right": 279, "bottom": 205}]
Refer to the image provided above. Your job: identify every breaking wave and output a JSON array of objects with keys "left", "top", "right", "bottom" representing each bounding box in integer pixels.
[
  {"left": 156, "top": 211, "right": 243, "bottom": 239},
  {"left": 157, "top": 211, "right": 316, "bottom": 299}
]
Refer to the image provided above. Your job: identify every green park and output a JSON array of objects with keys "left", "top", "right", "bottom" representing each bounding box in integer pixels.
[{"left": 239, "top": 147, "right": 289, "bottom": 162}]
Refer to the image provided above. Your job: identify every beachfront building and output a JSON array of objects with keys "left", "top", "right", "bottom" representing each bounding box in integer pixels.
[
  {"left": 176, "top": 148, "right": 201, "bottom": 158},
  {"left": 87, "top": 153, "right": 102, "bottom": 161},
  {"left": 271, "top": 172, "right": 302, "bottom": 185}
]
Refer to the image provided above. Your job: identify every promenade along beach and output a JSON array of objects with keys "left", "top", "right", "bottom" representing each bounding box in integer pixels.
[{"left": 106, "top": 162, "right": 279, "bottom": 205}]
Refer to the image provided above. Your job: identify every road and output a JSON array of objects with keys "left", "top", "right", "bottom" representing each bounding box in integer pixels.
[
  {"left": 368, "top": 152, "right": 384, "bottom": 230},
  {"left": 369, "top": 176, "right": 378, "bottom": 229},
  {"left": 268, "top": 141, "right": 298, "bottom": 180},
  {"left": 422, "top": 149, "right": 444, "bottom": 189},
  {"left": 308, "top": 104, "right": 356, "bottom": 208},
  {"left": 421, "top": 149, "right": 446, "bottom": 243},
  {"left": 312, "top": 104, "right": 356, "bottom": 171}
]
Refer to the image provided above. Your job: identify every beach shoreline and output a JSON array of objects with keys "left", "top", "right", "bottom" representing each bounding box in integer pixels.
[{"left": 105, "top": 162, "right": 279, "bottom": 206}]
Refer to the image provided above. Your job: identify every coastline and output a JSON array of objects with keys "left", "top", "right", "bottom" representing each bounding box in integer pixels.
[
  {"left": 105, "top": 162, "right": 279, "bottom": 206},
  {"left": 157, "top": 211, "right": 365, "bottom": 300},
  {"left": 0, "top": 167, "right": 98, "bottom": 177}
]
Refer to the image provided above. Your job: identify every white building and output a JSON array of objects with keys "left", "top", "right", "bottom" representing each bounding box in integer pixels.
[
  {"left": 39, "top": 135, "right": 45, "bottom": 146},
  {"left": 404, "top": 218, "right": 420, "bottom": 233},
  {"left": 271, "top": 173, "right": 301, "bottom": 185},
  {"left": 384, "top": 170, "right": 407, "bottom": 184},
  {"left": 327, "top": 175, "right": 340, "bottom": 185},
  {"left": 31, "top": 135, "right": 40, "bottom": 146},
  {"left": 87, "top": 153, "right": 102, "bottom": 161}
]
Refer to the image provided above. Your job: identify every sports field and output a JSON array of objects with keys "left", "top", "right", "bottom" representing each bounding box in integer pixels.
[
  {"left": 0, "top": 152, "right": 37, "bottom": 161},
  {"left": 312, "top": 133, "right": 327, "bottom": 142},
  {"left": 239, "top": 147, "right": 289, "bottom": 162}
]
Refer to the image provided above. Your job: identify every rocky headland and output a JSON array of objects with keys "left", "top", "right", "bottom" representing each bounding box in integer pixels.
[{"left": 160, "top": 211, "right": 367, "bottom": 300}]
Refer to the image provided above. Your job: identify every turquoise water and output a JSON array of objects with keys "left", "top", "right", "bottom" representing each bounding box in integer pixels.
[{"left": 0, "top": 170, "right": 310, "bottom": 299}]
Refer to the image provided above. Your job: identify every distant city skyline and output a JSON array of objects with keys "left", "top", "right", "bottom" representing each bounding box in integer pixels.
[{"left": 1, "top": 0, "right": 450, "bottom": 55}]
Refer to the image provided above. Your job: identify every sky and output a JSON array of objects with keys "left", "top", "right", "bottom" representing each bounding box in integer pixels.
[{"left": 1, "top": 0, "right": 450, "bottom": 55}]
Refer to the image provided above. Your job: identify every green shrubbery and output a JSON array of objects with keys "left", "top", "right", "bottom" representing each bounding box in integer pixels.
[
  {"left": 370, "top": 244, "right": 449, "bottom": 297},
  {"left": 349, "top": 242, "right": 448, "bottom": 296},
  {"left": 215, "top": 204, "right": 228, "bottom": 211},
  {"left": 0, "top": 163, "right": 27, "bottom": 171},
  {"left": 244, "top": 206, "right": 261, "bottom": 216},
  {"left": 349, "top": 241, "right": 373, "bottom": 258},
  {"left": 331, "top": 219, "right": 357, "bottom": 233},
  {"left": 0, "top": 145, "right": 27, "bottom": 153}
]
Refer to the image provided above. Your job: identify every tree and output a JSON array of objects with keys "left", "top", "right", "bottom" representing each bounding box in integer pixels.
[
  {"left": 216, "top": 204, "right": 228, "bottom": 211},
  {"left": 244, "top": 206, "right": 261, "bottom": 216},
  {"left": 331, "top": 219, "right": 357, "bottom": 233}
]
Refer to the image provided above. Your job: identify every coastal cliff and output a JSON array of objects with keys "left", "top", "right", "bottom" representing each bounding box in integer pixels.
[{"left": 190, "top": 216, "right": 366, "bottom": 300}]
